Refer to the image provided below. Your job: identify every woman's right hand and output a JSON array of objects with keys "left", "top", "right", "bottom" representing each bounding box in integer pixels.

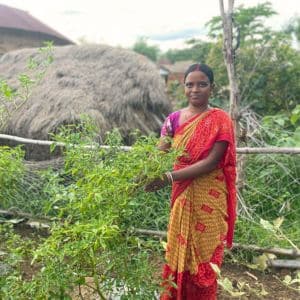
[{"left": 144, "top": 175, "right": 169, "bottom": 192}]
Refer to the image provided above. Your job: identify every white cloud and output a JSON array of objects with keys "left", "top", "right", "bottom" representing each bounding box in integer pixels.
[{"left": 0, "top": 0, "right": 299, "bottom": 50}]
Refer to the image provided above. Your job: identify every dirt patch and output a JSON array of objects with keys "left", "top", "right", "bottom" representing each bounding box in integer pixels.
[
  {"left": 2, "top": 225, "right": 299, "bottom": 299},
  {"left": 218, "top": 263, "right": 300, "bottom": 299},
  {"left": 70, "top": 261, "right": 300, "bottom": 299}
]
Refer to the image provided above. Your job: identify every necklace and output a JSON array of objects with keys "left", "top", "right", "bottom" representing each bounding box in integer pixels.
[{"left": 180, "top": 106, "right": 211, "bottom": 125}]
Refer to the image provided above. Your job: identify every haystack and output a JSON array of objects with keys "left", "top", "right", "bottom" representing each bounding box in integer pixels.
[{"left": 0, "top": 44, "right": 171, "bottom": 160}]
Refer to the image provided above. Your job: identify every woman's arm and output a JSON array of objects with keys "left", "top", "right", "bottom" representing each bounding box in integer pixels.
[
  {"left": 171, "top": 141, "right": 228, "bottom": 181},
  {"left": 144, "top": 141, "right": 228, "bottom": 192},
  {"left": 157, "top": 137, "right": 172, "bottom": 152}
]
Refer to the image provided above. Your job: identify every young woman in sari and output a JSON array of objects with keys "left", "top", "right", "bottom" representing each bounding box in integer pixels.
[{"left": 145, "top": 63, "right": 236, "bottom": 300}]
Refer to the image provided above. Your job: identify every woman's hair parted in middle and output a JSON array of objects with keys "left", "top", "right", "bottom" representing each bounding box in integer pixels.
[{"left": 184, "top": 63, "right": 214, "bottom": 84}]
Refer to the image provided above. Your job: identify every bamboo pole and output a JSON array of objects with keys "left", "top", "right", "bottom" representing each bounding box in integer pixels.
[{"left": 0, "top": 133, "right": 299, "bottom": 154}]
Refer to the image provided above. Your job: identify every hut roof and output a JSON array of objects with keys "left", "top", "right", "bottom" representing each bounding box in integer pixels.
[
  {"left": 161, "top": 60, "right": 194, "bottom": 74},
  {"left": 0, "top": 4, "right": 73, "bottom": 44},
  {"left": 0, "top": 44, "right": 171, "bottom": 159}
]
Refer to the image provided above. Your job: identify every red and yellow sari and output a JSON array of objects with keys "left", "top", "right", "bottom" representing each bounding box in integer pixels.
[{"left": 161, "top": 108, "right": 236, "bottom": 300}]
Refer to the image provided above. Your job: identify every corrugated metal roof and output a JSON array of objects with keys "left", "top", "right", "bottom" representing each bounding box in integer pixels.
[{"left": 0, "top": 4, "right": 73, "bottom": 43}]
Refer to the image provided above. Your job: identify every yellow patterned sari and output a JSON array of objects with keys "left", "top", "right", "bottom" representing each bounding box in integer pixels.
[{"left": 161, "top": 109, "right": 236, "bottom": 300}]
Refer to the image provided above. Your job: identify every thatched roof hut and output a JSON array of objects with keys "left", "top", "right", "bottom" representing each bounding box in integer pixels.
[{"left": 0, "top": 45, "right": 171, "bottom": 160}]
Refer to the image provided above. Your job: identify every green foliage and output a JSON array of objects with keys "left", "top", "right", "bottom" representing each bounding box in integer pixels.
[
  {"left": 204, "top": 30, "right": 300, "bottom": 114},
  {"left": 0, "top": 122, "right": 179, "bottom": 298},
  {"left": 167, "top": 80, "right": 187, "bottom": 110},
  {"left": 0, "top": 145, "right": 66, "bottom": 216},
  {"left": 261, "top": 107, "right": 300, "bottom": 146},
  {"left": 132, "top": 37, "right": 160, "bottom": 62},
  {"left": 206, "top": 1, "right": 277, "bottom": 44},
  {"left": 0, "top": 12, "right": 299, "bottom": 294},
  {"left": 237, "top": 113, "right": 300, "bottom": 247},
  {"left": 163, "top": 39, "right": 212, "bottom": 63},
  {"left": 164, "top": 2, "right": 299, "bottom": 115},
  {"left": 0, "top": 119, "right": 299, "bottom": 297},
  {"left": 284, "top": 16, "right": 300, "bottom": 43},
  {"left": 237, "top": 34, "right": 300, "bottom": 115},
  {"left": 0, "top": 224, "right": 40, "bottom": 300},
  {"left": 0, "top": 41, "right": 53, "bottom": 130},
  {"left": 236, "top": 117, "right": 300, "bottom": 249},
  {"left": 0, "top": 146, "right": 25, "bottom": 207}
]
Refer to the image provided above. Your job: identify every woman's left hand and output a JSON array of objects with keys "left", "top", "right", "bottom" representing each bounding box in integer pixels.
[{"left": 144, "top": 175, "right": 169, "bottom": 192}]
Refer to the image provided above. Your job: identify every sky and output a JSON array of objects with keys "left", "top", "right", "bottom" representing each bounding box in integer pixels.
[{"left": 0, "top": 0, "right": 299, "bottom": 51}]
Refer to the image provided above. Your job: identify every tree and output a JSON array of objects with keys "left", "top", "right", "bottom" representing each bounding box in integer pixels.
[
  {"left": 204, "top": 2, "right": 300, "bottom": 115},
  {"left": 161, "top": 2, "right": 299, "bottom": 116},
  {"left": 163, "top": 39, "right": 212, "bottom": 63},
  {"left": 285, "top": 17, "right": 300, "bottom": 47},
  {"left": 206, "top": 1, "right": 277, "bottom": 45},
  {"left": 132, "top": 37, "right": 160, "bottom": 62}
]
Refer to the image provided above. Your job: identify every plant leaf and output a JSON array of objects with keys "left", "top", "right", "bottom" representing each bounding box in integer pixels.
[{"left": 273, "top": 217, "right": 284, "bottom": 229}]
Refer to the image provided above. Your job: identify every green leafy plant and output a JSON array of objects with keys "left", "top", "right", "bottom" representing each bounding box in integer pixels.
[
  {"left": 0, "top": 120, "right": 179, "bottom": 298},
  {"left": 0, "top": 146, "right": 25, "bottom": 207},
  {"left": 0, "top": 41, "right": 53, "bottom": 130}
]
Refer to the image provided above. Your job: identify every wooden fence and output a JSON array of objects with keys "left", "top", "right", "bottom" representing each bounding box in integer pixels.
[{"left": 1, "top": 133, "right": 300, "bottom": 154}]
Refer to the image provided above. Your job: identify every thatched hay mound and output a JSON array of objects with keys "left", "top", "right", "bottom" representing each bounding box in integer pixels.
[{"left": 0, "top": 44, "right": 171, "bottom": 160}]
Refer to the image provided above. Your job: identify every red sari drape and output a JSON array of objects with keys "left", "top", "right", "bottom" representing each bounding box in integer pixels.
[{"left": 160, "top": 109, "right": 236, "bottom": 300}]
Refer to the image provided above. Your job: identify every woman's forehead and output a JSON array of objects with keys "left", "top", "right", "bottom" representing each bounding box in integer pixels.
[{"left": 185, "top": 71, "right": 209, "bottom": 82}]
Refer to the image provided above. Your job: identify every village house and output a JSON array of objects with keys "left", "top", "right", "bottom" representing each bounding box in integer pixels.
[
  {"left": 0, "top": 4, "right": 73, "bottom": 55},
  {"left": 158, "top": 60, "right": 195, "bottom": 84}
]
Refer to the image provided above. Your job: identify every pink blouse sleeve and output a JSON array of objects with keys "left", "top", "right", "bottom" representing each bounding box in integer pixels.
[{"left": 160, "top": 115, "right": 173, "bottom": 137}]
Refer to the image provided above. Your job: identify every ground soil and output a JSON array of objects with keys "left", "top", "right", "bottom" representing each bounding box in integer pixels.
[
  {"left": 70, "top": 262, "right": 300, "bottom": 300},
  {"left": 219, "top": 263, "right": 300, "bottom": 299},
  {"left": 3, "top": 224, "right": 300, "bottom": 299}
]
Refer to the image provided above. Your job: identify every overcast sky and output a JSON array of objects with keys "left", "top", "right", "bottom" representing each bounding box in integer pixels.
[{"left": 0, "top": 0, "right": 299, "bottom": 50}]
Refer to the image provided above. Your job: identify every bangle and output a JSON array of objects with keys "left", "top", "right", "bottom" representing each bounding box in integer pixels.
[{"left": 165, "top": 171, "right": 174, "bottom": 184}]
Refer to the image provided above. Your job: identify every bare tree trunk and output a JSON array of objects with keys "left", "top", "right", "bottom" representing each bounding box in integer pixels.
[
  {"left": 219, "top": 0, "right": 246, "bottom": 190},
  {"left": 219, "top": 0, "right": 240, "bottom": 135}
]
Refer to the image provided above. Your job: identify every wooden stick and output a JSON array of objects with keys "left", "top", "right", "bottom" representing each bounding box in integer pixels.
[
  {"left": 0, "top": 209, "right": 52, "bottom": 222},
  {"left": 134, "top": 228, "right": 300, "bottom": 257},
  {"left": 0, "top": 134, "right": 64, "bottom": 146},
  {"left": 244, "top": 271, "right": 258, "bottom": 281},
  {"left": 1, "top": 209, "right": 299, "bottom": 260},
  {"left": 237, "top": 147, "right": 300, "bottom": 154},
  {"left": 0, "top": 133, "right": 131, "bottom": 151},
  {"left": 134, "top": 228, "right": 167, "bottom": 238},
  {"left": 268, "top": 259, "right": 300, "bottom": 269},
  {"left": 232, "top": 242, "right": 300, "bottom": 258},
  {"left": 0, "top": 134, "right": 299, "bottom": 154}
]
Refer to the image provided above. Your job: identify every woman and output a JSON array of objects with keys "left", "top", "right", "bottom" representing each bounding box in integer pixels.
[{"left": 145, "top": 63, "right": 236, "bottom": 300}]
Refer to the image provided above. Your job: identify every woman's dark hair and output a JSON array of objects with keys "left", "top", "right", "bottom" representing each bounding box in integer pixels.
[{"left": 184, "top": 63, "right": 214, "bottom": 84}]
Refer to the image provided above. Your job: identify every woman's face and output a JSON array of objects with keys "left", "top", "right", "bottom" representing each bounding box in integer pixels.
[{"left": 184, "top": 71, "right": 212, "bottom": 108}]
